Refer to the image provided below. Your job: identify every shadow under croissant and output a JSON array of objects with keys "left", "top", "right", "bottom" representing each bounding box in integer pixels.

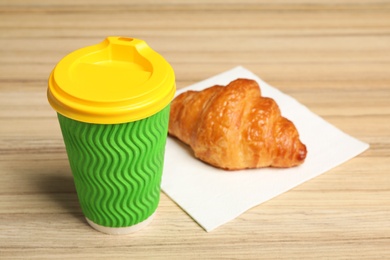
[
  {"left": 167, "top": 135, "right": 240, "bottom": 171},
  {"left": 168, "top": 134, "right": 195, "bottom": 156}
]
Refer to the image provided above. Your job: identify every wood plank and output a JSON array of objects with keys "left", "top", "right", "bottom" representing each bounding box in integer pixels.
[{"left": 0, "top": 0, "right": 389, "bottom": 258}]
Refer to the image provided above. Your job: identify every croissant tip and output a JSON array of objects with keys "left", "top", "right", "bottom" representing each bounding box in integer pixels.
[{"left": 297, "top": 144, "right": 307, "bottom": 162}]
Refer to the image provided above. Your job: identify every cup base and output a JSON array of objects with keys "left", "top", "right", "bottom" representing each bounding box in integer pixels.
[{"left": 86, "top": 212, "right": 156, "bottom": 235}]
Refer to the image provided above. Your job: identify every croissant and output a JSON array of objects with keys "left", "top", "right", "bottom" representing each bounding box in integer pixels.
[{"left": 168, "top": 78, "right": 307, "bottom": 170}]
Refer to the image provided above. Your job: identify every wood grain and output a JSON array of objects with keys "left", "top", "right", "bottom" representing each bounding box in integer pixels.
[{"left": 0, "top": 0, "right": 389, "bottom": 259}]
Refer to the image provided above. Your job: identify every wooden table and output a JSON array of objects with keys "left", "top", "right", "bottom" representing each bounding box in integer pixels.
[{"left": 1, "top": 0, "right": 389, "bottom": 258}]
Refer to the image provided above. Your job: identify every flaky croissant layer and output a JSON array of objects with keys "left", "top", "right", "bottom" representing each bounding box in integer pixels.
[{"left": 168, "top": 78, "right": 307, "bottom": 170}]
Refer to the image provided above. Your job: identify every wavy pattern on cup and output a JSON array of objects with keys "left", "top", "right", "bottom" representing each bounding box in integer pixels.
[{"left": 58, "top": 106, "right": 170, "bottom": 227}]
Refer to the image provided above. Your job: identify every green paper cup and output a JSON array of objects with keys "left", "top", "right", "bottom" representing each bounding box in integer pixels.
[
  {"left": 57, "top": 106, "right": 170, "bottom": 234},
  {"left": 47, "top": 37, "right": 175, "bottom": 234}
]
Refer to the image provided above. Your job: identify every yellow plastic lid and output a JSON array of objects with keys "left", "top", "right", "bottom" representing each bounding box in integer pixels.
[{"left": 47, "top": 37, "right": 175, "bottom": 124}]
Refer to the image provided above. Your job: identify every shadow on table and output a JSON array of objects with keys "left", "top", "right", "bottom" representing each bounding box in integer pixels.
[{"left": 38, "top": 172, "right": 86, "bottom": 224}]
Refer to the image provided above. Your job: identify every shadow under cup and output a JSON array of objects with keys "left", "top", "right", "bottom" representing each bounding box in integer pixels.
[{"left": 57, "top": 105, "right": 170, "bottom": 234}]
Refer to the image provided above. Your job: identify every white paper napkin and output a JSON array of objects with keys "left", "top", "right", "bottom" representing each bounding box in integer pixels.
[{"left": 161, "top": 66, "right": 369, "bottom": 232}]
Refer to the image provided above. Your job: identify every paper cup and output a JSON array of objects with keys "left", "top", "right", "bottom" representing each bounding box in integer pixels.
[{"left": 47, "top": 37, "right": 175, "bottom": 234}]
